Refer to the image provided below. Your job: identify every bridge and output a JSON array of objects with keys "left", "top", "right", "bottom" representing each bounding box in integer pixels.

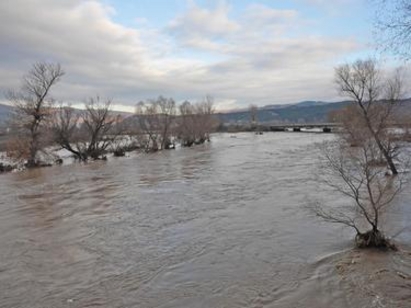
[{"left": 258, "top": 122, "right": 340, "bottom": 133}]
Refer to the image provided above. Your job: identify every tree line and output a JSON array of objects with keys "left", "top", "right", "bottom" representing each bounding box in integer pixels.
[{"left": 5, "top": 63, "right": 217, "bottom": 167}]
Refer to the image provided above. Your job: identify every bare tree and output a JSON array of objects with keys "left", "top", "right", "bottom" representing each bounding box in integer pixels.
[
  {"left": 134, "top": 96, "right": 176, "bottom": 152},
  {"left": 156, "top": 96, "right": 176, "bottom": 150},
  {"left": 177, "top": 96, "right": 216, "bottom": 147},
  {"left": 51, "top": 104, "right": 83, "bottom": 159},
  {"left": 328, "top": 105, "right": 370, "bottom": 147},
  {"left": 195, "top": 95, "right": 216, "bottom": 143},
  {"left": 249, "top": 104, "right": 258, "bottom": 126},
  {"left": 178, "top": 101, "right": 196, "bottom": 147},
  {"left": 52, "top": 97, "right": 119, "bottom": 160},
  {"left": 81, "top": 97, "right": 120, "bottom": 159},
  {"left": 132, "top": 96, "right": 215, "bottom": 150},
  {"left": 7, "top": 62, "right": 64, "bottom": 166},
  {"left": 335, "top": 59, "right": 404, "bottom": 175},
  {"left": 373, "top": 0, "right": 411, "bottom": 60},
  {"left": 310, "top": 138, "right": 404, "bottom": 249},
  {"left": 135, "top": 101, "right": 157, "bottom": 151}
]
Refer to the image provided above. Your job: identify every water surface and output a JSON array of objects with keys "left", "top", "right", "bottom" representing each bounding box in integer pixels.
[{"left": 0, "top": 133, "right": 410, "bottom": 307}]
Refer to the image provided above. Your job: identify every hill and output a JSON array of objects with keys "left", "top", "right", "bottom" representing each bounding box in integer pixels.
[
  {"left": 0, "top": 100, "right": 350, "bottom": 128},
  {"left": 217, "top": 101, "right": 350, "bottom": 124}
]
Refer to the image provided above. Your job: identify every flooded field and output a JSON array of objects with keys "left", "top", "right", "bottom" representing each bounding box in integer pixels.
[{"left": 0, "top": 133, "right": 410, "bottom": 308}]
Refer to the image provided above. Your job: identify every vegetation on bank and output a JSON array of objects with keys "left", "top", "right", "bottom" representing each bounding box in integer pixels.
[
  {"left": 1, "top": 63, "right": 217, "bottom": 173},
  {"left": 310, "top": 58, "right": 409, "bottom": 250}
]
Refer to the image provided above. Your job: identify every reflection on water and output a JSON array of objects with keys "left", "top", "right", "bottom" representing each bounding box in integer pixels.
[{"left": 0, "top": 133, "right": 410, "bottom": 308}]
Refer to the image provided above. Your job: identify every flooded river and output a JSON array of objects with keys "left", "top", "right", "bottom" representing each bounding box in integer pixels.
[{"left": 0, "top": 133, "right": 410, "bottom": 308}]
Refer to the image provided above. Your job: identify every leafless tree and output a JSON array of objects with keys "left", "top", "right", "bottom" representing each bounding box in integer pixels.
[
  {"left": 52, "top": 97, "right": 120, "bottom": 160},
  {"left": 132, "top": 96, "right": 216, "bottom": 150},
  {"left": 157, "top": 96, "right": 177, "bottom": 149},
  {"left": 51, "top": 105, "right": 82, "bottom": 159},
  {"left": 310, "top": 138, "right": 404, "bottom": 249},
  {"left": 195, "top": 95, "right": 216, "bottom": 143},
  {"left": 134, "top": 101, "right": 156, "bottom": 151},
  {"left": 335, "top": 59, "right": 404, "bottom": 175},
  {"left": 373, "top": 0, "right": 411, "bottom": 60},
  {"left": 7, "top": 62, "right": 64, "bottom": 166},
  {"left": 134, "top": 96, "right": 176, "bottom": 152},
  {"left": 81, "top": 97, "right": 121, "bottom": 159},
  {"left": 328, "top": 105, "right": 370, "bottom": 147},
  {"left": 178, "top": 100, "right": 196, "bottom": 147},
  {"left": 249, "top": 104, "right": 258, "bottom": 125},
  {"left": 178, "top": 96, "right": 216, "bottom": 147}
]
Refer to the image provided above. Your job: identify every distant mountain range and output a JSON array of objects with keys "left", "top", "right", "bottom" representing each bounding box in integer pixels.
[
  {"left": 2, "top": 99, "right": 407, "bottom": 127},
  {"left": 0, "top": 100, "right": 351, "bottom": 127},
  {"left": 217, "top": 100, "right": 351, "bottom": 124}
]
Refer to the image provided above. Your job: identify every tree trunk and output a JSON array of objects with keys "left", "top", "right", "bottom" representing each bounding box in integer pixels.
[
  {"left": 355, "top": 229, "right": 396, "bottom": 250},
  {"left": 373, "top": 131, "right": 398, "bottom": 175},
  {"left": 362, "top": 111, "right": 398, "bottom": 175}
]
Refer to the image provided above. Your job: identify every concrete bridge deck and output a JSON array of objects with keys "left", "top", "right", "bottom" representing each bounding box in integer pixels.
[{"left": 257, "top": 123, "right": 340, "bottom": 132}]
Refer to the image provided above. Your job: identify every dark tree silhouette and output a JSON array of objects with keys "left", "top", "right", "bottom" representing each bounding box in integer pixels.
[{"left": 7, "top": 62, "right": 64, "bottom": 166}]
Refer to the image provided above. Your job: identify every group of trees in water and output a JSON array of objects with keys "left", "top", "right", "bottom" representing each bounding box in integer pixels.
[
  {"left": 311, "top": 1, "right": 411, "bottom": 249},
  {"left": 312, "top": 58, "right": 408, "bottom": 249},
  {"left": 134, "top": 96, "right": 215, "bottom": 150},
  {"left": 5, "top": 62, "right": 217, "bottom": 166}
]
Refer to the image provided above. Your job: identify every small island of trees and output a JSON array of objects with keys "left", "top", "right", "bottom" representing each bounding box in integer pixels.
[{"left": 2, "top": 62, "right": 218, "bottom": 169}]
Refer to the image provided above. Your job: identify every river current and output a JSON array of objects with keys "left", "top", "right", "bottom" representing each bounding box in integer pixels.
[{"left": 0, "top": 133, "right": 410, "bottom": 307}]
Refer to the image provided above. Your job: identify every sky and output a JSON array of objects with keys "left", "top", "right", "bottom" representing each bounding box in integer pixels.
[{"left": 0, "top": 0, "right": 401, "bottom": 111}]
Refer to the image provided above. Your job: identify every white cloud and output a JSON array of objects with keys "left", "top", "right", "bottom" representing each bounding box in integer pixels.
[
  {"left": 0, "top": 0, "right": 149, "bottom": 97},
  {"left": 245, "top": 4, "right": 298, "bottom": 25},
  {"left": 0, "top": 0, "right": 366, "bottom": 111},
  {"left": 163, "top": 2, "right": 361, "bottom": 105},
  {"left": 168, "top": 2, "right": 240, "bottom": 38},
  {"left": 296, "top": 0, "right": 363, "bottom": 16}
]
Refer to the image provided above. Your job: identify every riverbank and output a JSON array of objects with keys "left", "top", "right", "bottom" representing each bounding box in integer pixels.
[{"left": 0, "top": 131, "right": 327, "bottom": 175}]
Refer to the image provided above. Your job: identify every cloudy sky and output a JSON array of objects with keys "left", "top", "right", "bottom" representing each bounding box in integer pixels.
[{"left": 0, "top": 0, "right": 397, "bottom": 111}]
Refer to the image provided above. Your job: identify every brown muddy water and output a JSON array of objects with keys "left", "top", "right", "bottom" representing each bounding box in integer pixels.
[{"left": 0, "top": 133, "right": 410, "bottom": 308}]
